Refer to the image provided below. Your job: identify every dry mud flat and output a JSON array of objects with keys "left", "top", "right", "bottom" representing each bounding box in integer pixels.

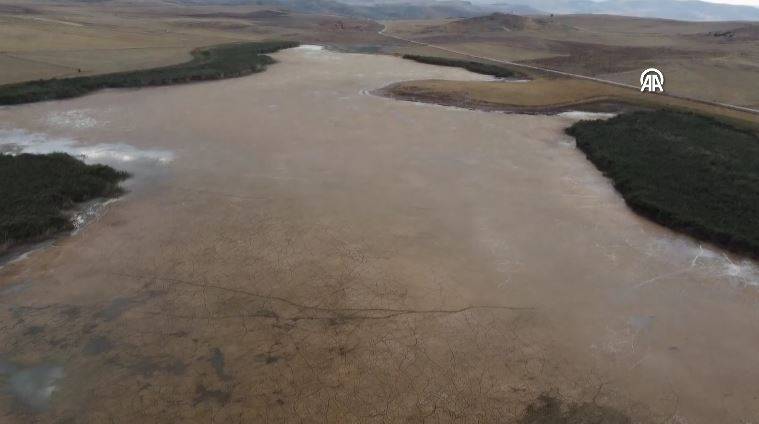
[{"left": 0, "top": 46, "right": 758, "bottom": 423}]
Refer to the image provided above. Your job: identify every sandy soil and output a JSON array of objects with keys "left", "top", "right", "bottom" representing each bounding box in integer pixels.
[{"left": 0, "top": 47, "right": 758, "bottom": 423}]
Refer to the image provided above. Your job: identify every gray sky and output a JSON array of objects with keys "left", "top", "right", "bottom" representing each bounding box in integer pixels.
[{"left": 706, "top": 0, "right": 759, "bottom": 5}]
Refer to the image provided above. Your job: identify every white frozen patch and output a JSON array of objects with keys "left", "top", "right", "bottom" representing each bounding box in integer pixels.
[
  {"left": 5, "top": 363, "right": 64, "bottom": 411},
  {"left": 720, "top": 256, "right": 759, "bottom": 287},
  {"left": 498, "top": 79, "right": 531, "bottom": 83},
  {"left": 71, "top": 198, "right": 120, "bottom": 234},
  {"left": 295, "top": 45, "right": 324, "bottom": 51},
  {"left": 0, "top": 128, "right": 173, "bottom": 164},
  {"left": 45, "top": 109, "right": 101, "bottom": 129},
  {"left": 558, "top": 111, "right": 617, "bottom": 120},
  {"left": 642, "top": 237, "right": 759, "bottom": 287}
]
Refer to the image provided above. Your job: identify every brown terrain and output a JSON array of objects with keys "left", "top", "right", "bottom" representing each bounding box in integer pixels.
[
  {"left": 382, "top": 13, "right": 759, "bottom": 113},
  {"left": 3, "top": 46, "right": 759, "bottom": 423},
  {"left": 0, "top": 0, "right": 384, "bottom": 85},
  {"left": 379, "top": 78, "right": 759, "bottom": 129},
  {"left": 1, "top": 2, "right": 759, "bottom": 423}
]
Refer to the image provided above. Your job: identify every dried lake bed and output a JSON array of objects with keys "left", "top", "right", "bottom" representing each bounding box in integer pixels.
[{"left": 0, "top": 46, "right": 758, "bottom": 423}]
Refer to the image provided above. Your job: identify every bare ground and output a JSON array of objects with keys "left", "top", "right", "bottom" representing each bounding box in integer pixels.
[{"left": 0, "top": 47, "right": 758, "bottom": 423}]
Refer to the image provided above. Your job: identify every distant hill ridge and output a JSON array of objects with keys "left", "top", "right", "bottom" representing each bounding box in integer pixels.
[
  {"left": 494, "top": 0, "right": 759, "bottom": 21},
  {"left": 424, "top": 12, "right": 561, "bottom": 32},
  {"left": 175, "top": 0, "right": 493, "bottom": 19},
  {"left": 45, "top": 0, "right": 759, "bottom": 21}
]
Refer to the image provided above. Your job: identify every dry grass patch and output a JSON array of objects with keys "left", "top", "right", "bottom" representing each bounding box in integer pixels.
[{"left": 383, "top": 78, "right": 759, "bottom": 128}]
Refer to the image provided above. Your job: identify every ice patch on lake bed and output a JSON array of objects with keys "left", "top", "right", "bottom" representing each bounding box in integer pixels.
[
  {"left": 72, "top": 198, "right": 120, "bottom": 234},
  {"left": 496, "top": 78, "right": 530, "bottom": 83},
  {"left": 638, "top": 236, "right": 759, "bottom": 288},
  {"left": 295, "top": 45, "right": 324, "bottom": 51},
  {"left": 0, "top": 128, "right": 173, "bottom": 164},
  {"left": 45, "top": 109, "right": 102, "bottom": 129},
  {"left": 558, "top": 111, "right": 617, "bottom": 120},
  {"left": 292, "top": 45, "right": 327, "bottom": 57},
  {"left": 0, "top": 358, "right": 63, "bottom": 411}
]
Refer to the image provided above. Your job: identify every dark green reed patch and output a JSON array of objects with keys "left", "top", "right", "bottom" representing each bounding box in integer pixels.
[
  {"left": 0, "top": 41, "right": 299, "bottom": 105},
  {"left": 566, "top": 110, "right": 759, "bottom": 256},
  {"left": 1, "top": 153, "right": 129, "bottom": 247},
  {"left": 402, "top": 54, "right": 523, "bottom": 78}
]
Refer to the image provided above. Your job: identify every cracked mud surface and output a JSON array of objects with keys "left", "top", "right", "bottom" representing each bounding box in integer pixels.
[{"left": 0, "top": 47, "right": 758, "bottom": 423}]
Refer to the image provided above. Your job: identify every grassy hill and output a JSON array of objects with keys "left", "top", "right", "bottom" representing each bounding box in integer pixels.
[
  {"left": 422, "top": 13, "right": 560, "bottom": 33},
  {"left": 0, "top": 41, "right": 298, "bottom": 106}
]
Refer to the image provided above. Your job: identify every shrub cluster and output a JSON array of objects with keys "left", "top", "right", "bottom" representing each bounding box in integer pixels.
[
  {"left": 566, "top": 110, "right": 759, "bottom": 256},
  {"left": 0, "top": 153, "right": 129, "bottom": 246},
  {"left": 0, "top": 41, "right": 299, "bottom": 105},
  {"left": 402, "top": 54, "right": 521, "bottom": 78}
]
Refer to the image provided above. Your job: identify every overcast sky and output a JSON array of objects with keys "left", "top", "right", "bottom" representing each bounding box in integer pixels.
[{"left": 705, "top": 0, "right": 759, "bottom": 5}]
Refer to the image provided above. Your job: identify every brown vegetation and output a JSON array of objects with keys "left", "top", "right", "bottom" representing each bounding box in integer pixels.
[
  {"left": 0, "top": 1, "right": 387, "bottom": 85},
  {"left": 422, "top": 13, "right": 558, "bottom": 33},
  {"left": 381, "top": 78, "right": 759, "bottom": 128},
  {"left": 384, "top": 14, "right": 759, "bottom": 108}
]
